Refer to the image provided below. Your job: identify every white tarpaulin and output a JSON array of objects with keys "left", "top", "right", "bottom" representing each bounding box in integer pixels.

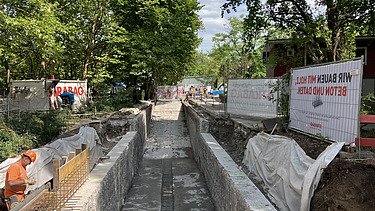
[
  {"left": 242, "top": 132, "right": 344, "bottom": 211},
  {"left": 0, "top": 126, "right": 103, "bottom": 193}
]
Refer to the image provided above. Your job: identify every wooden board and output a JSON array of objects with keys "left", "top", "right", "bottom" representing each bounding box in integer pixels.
[
  {"left": 355, "top": 138, "right": 375, "bottom": 146},
  {"left": 59, "top": 148, "right": 89, "bottom": 182}
]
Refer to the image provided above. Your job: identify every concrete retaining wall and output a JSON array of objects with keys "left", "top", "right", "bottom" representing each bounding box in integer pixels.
[
  {"left": 183, "top": 102, "right": 276, "bottom": 211},
  {"left": 71, "top": 105, "right": 151, "bottom": 211}
]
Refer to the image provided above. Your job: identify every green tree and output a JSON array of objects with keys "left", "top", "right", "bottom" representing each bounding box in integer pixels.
[
  {"left": 104, "top": 0, "right": 202, "bottom": 99},
  {"left": 210, "top": 16, "right": 265, "bottom": 80},
  {"left": 222, "top": 0, "right": 375, "bottom": 63},
  {"left": 187, "top": 52, "right": 221, "bottom": 82},
  {"left": 0, "top": 0, "right": 64, "bottom": 81},
  {"left": 53, "top": 0, "right": 110, "bottom": 80}
]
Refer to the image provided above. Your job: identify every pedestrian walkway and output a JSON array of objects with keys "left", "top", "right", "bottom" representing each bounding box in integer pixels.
[{"left": 122, "top": 100, "right": 214, "bottom": 210}]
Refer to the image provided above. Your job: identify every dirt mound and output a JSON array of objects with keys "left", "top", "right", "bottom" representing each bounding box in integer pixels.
[{"left": 311, "top": 159, "right": 375, "bottom": 211}]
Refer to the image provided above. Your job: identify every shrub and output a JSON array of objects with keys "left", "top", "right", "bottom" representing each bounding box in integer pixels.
[
  {"left": 4, "top": 111, "right": 69, "bottom": 146},
  {"left": 87, "top": 88, "right": 134, "bottom": 112},
  {"left": 361, "top": 93, "right": 375, "bottom": 115},
  {"left": 0, "top": 124, "right": 36, "bottom": 162}
]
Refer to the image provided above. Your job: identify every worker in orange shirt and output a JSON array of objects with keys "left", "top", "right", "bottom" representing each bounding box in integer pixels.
[{"left": 4, "top": 150, "right": 37, "bottom": 209}]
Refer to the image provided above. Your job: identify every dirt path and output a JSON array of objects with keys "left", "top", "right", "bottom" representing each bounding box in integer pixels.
[{"left": 122, "top": 100, "right": 214, "bottom": 210}]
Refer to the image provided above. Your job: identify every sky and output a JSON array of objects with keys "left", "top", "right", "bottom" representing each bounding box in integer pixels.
[
  {"left": 196, "top": 0, "right": 322, "bottom": 53},
  {"left": 197, "top": 0, "right": 247, "bottom": 53}
]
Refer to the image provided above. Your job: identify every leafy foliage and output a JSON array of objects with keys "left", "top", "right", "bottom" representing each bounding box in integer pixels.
[
  {"left": 88, "top": 87, "right": 134, "bottom": 112},
  {"left": 4, "top": 111, "right": 68, "bottom": 145},
  {"left": 0, "top": 0, "right": 202, "bottom": 99},
  {"left": 210, "top": 16, "right": 265, "bottom": 80},
  {"left": 0, "top": 124, "right": 36, "bottom": 162},
  {"left": 103, "top": 0, "right": 202, "bottom": 90},
  {"left": 361, "top": 93, "right": 375, "bottom": 114},
  {"left": 0, "top": 110, "right": 70, "bottom": 162},
  {"left": 0, "top": 0, "right": 65, "bottom": 79},
  {"left": 222, "top": 0, "right": 375, "bottom": 63}
]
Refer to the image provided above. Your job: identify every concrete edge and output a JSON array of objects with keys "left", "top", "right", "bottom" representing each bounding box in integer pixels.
[
  {"left": 70, "top": 132, "right": 137, "bottom": 211},
  {"left": 68, "top": 106, "right": 152, "bottom": 211},
  {"left": 183, "top": 103, "right": 276, "bottom": 211},
  {"left": 201, "top": 133, "right": 276, "bottom": 211}
]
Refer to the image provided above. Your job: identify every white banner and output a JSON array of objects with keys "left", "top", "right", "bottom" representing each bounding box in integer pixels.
[
  {"left": 227, "top": 79, "right": 279, "bottom": 118},
  {"left": 157, "top": 86, "right": 180, "bottom": 99},
  {"left": 9, "top": 80, "right": 50, "bottom": 111},
  {"left": 289, "top": 59, "right": 363, "bottom": 144}
]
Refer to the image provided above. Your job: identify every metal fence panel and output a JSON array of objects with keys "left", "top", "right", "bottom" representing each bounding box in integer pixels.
[
  {"left": 157, "top": 86, "right": 182, "bottom": 99},
  {"left": 227, "top": 79, "right": 279, "bottom": 118}
]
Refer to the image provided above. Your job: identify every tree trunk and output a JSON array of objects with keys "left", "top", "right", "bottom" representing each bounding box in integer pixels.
[
  {"left": 83, "top": 3, "right": 103, "bottom": 79},
  {"left": 326, "top": 0, "right": 340, "bottom": 62}
]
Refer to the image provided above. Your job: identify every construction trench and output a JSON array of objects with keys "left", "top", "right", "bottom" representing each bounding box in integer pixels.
[
  {"left": 0, "top": 99, "right": 272, "bottom": 210},
  {"left": 2, "top": 99, "right": 374, "bottom": 210},
  {"left": 67, "top": 99, "right": 274, "bottom": 210}
]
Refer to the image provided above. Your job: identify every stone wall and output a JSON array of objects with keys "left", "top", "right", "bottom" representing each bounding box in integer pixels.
[
  {"left": 182, "top": 102, "right": 276, "bottom": 211},
  {"left": 71, "top": 105, "right": 151, "bottom": 211}
]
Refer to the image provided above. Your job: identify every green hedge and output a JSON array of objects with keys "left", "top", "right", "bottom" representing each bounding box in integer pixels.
[
  {"left": 0, "top": 111, "right": 70, "bottom": 162},
  {"left": 0, "top": 124, "right": 36, "bottom": 162}
]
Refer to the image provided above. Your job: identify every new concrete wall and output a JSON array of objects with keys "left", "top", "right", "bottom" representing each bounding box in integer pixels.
[
  {"left": 70, "top": 105, "right": 152, "bottom": 211},
  {"left": 182, "top": 102, "right": 276, "bottom": 211}
]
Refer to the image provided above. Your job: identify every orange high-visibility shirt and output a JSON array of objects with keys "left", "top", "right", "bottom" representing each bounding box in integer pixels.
[{"left": 4, "top": 160, "right": 28, "bottom": 201}]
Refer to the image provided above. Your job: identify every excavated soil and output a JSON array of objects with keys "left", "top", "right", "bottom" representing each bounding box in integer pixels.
[{"left": 197, "top": 106, "right": 375, "bottom": 211}]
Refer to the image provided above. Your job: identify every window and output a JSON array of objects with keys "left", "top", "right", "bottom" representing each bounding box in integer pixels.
[{"left": 355, "top": 47, "right": 367, "bottom": 65}]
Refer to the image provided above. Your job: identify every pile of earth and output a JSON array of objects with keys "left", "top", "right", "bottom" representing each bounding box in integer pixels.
[{"left": 203, "top": 112, "right": 375, "bottom": 210}]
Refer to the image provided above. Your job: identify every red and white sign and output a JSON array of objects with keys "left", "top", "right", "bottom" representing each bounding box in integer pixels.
[
  {"left": 55, "top": 80, "right": 87, "bottom": 96},
  {"left": 289, "top": 59, "right": 363, "bottom": 144},
  {"left": 54, "top": 80, "right": 88, "bottom": 104}
]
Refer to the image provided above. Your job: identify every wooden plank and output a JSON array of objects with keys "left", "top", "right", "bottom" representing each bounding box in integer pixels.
[
  {"left": 19, "top": 189, "right": 48, "bottom": 211},
  {"left": 75, "top": 148, "right": 82, "bottom": 155},
  {"left": 67, "top": 152, "right": 76, "bottom": 161},
  {"left": 53, "top": 159, "right": 60, "bottom": 191},
  {"left": 59, "top": 148, "right": 89, "bottom": 182},
  {"left": 360, "top": 114, "right": 375, "bottom": 124},
  {"left": 355, "top": 138, "right": 375, "bottom": 146}
]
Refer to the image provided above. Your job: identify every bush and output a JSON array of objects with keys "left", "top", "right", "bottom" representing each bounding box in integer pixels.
[
  {"left": 4, "top": 111, "right": 69, "bottom": 146},
  {"left": 0, "top": 124, "right": 36, "bottom": 162},
  {"left": 87, "top": 88, "right": 134, "bottom": 112},
  {"left": 361, "top": 93, "right": 375, "bottom": 115}
]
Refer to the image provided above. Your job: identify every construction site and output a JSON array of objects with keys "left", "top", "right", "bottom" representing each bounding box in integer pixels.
[
  {"left": 0, "top": 59, "right": 373, "bottom": 211},
  {"left": 0, "top": 94, "right": 373, "bottom": 210}
]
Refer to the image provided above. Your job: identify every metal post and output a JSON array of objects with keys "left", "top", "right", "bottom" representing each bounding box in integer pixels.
[{"left": 358, "top": 56, "right": 365, "bottom": 158}]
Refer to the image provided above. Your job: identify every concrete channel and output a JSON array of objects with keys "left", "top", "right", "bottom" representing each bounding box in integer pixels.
[{"left": 68, "top": 100, "right": 275, "bottom": 210}]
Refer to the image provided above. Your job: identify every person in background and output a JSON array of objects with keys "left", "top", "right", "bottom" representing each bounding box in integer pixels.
[
  {"left": 4, "top": 150, "right": 37, "bottom": 209},
  {"left": 189, "top": 86, "right": 196, "bottom": 98}
]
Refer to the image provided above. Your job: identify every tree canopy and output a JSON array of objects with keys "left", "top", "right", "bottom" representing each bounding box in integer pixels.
[
  {"left": 0, "top": 0, "right": 202, "bottom": 92},
  {"left": 222, "top": 0, "right": 375, "bottom": 63},
  {"left": 210, "top": 16, "right": 265, "bottom": 80}
]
